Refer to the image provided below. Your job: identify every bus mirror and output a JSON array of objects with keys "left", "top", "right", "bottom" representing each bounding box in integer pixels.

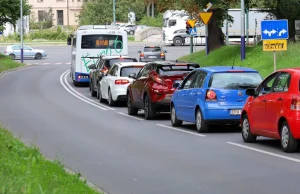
[
  {"left": 67, "top": 37, "right": 71, "bottom": 45},
  {"left": 88, "top": 64, "right": 96, "bottom": 69}
]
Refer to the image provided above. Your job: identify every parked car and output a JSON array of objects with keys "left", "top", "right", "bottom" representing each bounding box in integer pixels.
[
  {"left": 170, "top": 66, "right": 263, "bottom": 133},
  {"left": 3, "top": 45, "right": 47, "bottom": 60},
  {"left": 241, "top": 68, "right": 300, "bottom": 153},
  {"left": 127, "top": 60, "right": 200, "bottom": 119},
  {"left": 138, "top": 46, "right": 167, "bottom": 62},
  {"left": 88, "top": 55, "right": 138, "bottom": 98},
  {"left": 99, "top": 62, "right": 147, "bottom": 106}
]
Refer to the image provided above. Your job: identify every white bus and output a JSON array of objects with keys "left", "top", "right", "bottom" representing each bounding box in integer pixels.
[{"left": 68, "top": 25, "right": 128, "bottom": 86}]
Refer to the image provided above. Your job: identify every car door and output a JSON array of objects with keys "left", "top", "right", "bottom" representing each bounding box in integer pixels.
[
  {"left": 23, "top": 45, "right": 32, "bottom": 58},
  {"left": 185, "top": 70, "right": 207, "bottom": 122},
  {"left": 249, "top": 72, "right": 279, "bottom": 132},
  {"left": 132, "top": 64, "right": 151, "bottom": 107},
  {"left": 12, "top": 45, "right": 21, "bottom": 58},
  {"left": 264, "top": 72, "right": 291, "bottom": 136},
  {"left": 175, "top": 71, "right": 197, "bottom": 120}
]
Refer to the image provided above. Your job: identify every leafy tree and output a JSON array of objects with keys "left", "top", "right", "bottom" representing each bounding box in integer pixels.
[
  {"left": 0, "top": 0, "right": 31, "bottom": 27},
  {"left": 78, "top": 0, "right": 113, "bottom": 25},
  {"left": 116, "top": 0, "right": 145, "bottom": 23}
]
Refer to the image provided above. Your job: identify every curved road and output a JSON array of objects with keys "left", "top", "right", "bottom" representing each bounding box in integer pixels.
[{"left": 0, "top": 45, "right": 300, "bottom": 194}]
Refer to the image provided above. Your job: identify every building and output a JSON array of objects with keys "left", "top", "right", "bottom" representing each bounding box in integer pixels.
[{"left": 28, "top": 0, "right": 86, "bottom": 27}]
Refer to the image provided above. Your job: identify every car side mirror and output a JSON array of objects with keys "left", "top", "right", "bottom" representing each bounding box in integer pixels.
[
  {"left": 128, "top": 73, "right": 136, "bottom": 79},
  {"left": 164, "top": 50, "right": 167, "bottom": 53},
  {"left": 88, "top": 64, "right": 96, "bottom": 69},
  {"left": 138, "top": 50, "right": 141, "bottom": 53},
  {"left": 246, "top": 88, "right": 256, "bottom": 96},
  {"left": 173, "top": 82, "right": 180, "bottom": 88}
]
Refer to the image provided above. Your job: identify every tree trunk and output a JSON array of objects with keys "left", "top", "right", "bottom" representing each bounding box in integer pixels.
[
  {"left": 147, "top": 3, "right": 151, "bottom": 17},
  {"left": 207, "top": 10, "right": 225, "bottom": 52},
  {"left": 151, "top": 1, "right": 154, "bottom": 18}
]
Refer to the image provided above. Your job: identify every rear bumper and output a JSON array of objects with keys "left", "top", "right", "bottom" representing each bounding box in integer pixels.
[
  {"left": 140, "top": 58, "right": 165, "bottom": 62},
  {"left": 202, "top": 106, "right": 244, "bottom": 123},
  {"left": 288, "top": 119, "right": 300, "bottom": 139},
  {"left": 75, "top": 72, "right": 89, "bottom": 82},
  {"left": 150, "top": 94, "right": 172, "bottom": 112},
  {"left": 111, "top": 84, "right": 130, "bottom": 101}
]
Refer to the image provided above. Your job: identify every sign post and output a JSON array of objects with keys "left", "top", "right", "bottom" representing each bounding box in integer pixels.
[
  {"left": 199, "top": 12, "right": 213, "bottom": 56},
  {"left": 188, "top": 19, "right": 197, "bottom": 54},
  {"left": 261, "top": 20, "right": 289, "bottom": 71}
]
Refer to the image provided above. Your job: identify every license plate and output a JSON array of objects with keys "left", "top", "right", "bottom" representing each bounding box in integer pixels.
[
  {"left": 230, "top": 109, "right": 242, "bottom": 115},
  {"left": 148, "top": 56, "right": 157, "bottom": 58}
]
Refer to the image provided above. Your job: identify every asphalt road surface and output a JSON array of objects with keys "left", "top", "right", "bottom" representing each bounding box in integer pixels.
[{"left": 1, "top": 43, "right": 300, "bottom": 194}]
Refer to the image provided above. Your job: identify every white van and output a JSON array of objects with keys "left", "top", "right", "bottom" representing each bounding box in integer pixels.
[{"left": 68, "top": 25, "right": 128, "bottom": 86}]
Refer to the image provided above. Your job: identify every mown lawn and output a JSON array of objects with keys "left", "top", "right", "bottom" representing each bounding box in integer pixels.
[
  {"left": 179, "top": 42, "right": 300, "bottom": 78},
  {"left": 0, "top": 54, "right": 24, "bottom": 73}
]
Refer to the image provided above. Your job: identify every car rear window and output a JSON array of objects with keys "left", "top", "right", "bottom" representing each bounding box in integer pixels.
[
  {"left": 120, "top": 66, "right": 144, "bottom": 77},
  {"left": 209, "top": 72, "right": 262, "bottom": 89},
  {"left": 105, "top": 58, "right": 138, "bottom": 68},
  {"left": 157, "top": 65, "right": 196, "bottom": 76},
  {"left": 144, "top": 47, "right": 161, "bottom": 52}
]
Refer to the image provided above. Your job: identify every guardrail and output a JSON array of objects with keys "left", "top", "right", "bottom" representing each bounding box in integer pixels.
[{"left": 135, "top": 27, "right": 163, "bottom": 41}]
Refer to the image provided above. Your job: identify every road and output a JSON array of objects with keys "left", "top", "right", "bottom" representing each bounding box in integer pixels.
[{"left": 0, "top": 43, "right": 300, "bottom": 194}]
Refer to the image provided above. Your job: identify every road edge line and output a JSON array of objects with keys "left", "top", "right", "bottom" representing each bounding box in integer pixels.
[
  {"left": 156, "top": 124, "right": 206, "bottom": 137},
  {"left": 117, "top": 112, "right": 145, "bottom": 121}
]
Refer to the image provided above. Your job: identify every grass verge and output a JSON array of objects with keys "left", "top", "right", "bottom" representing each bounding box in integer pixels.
[
  {"left": 128, "top": 36, "right": 135, "bottom": 42},
  {"left": 0, "top": 127, "right": 101, "bottom": 193},
  {"left": 179, "top": 42, "right": 300, "bottom": 78},
  {"left": 0, "top": 54, "right": 24, "bottom": 73}
]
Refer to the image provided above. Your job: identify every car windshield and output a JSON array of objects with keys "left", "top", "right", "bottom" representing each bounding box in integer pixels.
[
  {"left": 157, "top": 65, "right": 196, "bottom": 76},
  {"left": 105, "top": 58, "right": 137, "bottom": 68},
  {"left": 144, "top": 47, "right": 161, "bottom": 52},
  {"left": 120, "top": 66, "right": 143, "bottom": 77},
  {"left": 209, "top": 72, "right": 263, "bottom": 89}
]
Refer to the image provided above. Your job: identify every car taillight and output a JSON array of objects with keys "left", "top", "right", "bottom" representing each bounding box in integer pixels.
[
  {"left": 291, "top": 96, "right": 300, "bottom": 110},
  {"left": 206, "top": 89, "right": 217, "bottom": 101},
  {"left": 160, "top": 53, "right": 165, "bottom": 58},
  {"left": 152, "top": 76, "right": 165, "bottom": 84},
  {"left": 115, "top": 79, "right": 129, "bottom": 85},
  {"left": 140, "top": 53, "right": 144, "bottom": 58}
]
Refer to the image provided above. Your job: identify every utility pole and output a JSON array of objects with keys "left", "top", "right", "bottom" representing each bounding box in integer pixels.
[
  {"left": 240, "top": 0, "right": 245, "bottom": 60},
  {"left": 113, "top": 0, "right": 116, "bottom": 24},
  {"left": 20, "top": 0, "right": 23, "bottom": 63}
]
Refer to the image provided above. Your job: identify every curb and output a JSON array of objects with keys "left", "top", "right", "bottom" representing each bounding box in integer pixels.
[{"left": 0, "top": 64, "right": 38, "bottom": 78}]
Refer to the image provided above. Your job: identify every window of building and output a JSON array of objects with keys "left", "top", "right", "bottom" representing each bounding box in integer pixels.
[
  {"left": 57, "top": 10, "right": 64, "bottom": 25},
  {"left": 38, "top": 11, "right": 45, "bottom": 22}
]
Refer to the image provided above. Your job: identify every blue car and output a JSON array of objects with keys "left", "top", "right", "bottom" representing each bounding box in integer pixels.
[{"left": 170, "top": 66, "right": 263, "bottom": 133}]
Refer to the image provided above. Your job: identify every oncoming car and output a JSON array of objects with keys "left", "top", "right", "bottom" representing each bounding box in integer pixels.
[
  {"left": 4, "top": 45, "right": 47, "bottom": 60},
  {"left": 98, "top": 62, "right": 147, "bottom": 106},
  {"left": 170, "top": 66, "right": 263, "bottom": 133}
]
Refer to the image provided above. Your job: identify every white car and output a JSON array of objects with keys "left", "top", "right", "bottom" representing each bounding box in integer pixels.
[{"left": 99, "top": 62, "right": 147, "bottom": 106}]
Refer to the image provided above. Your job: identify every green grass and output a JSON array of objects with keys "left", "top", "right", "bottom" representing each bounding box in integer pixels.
[
  {"left": 0, "top": 54, "right": 24, "bottom": 73},
  {"left": 179, "top": 42, "right": 300, "bottom": 78},
  {"left": 128, "top": 36, "right": 135, "bottom": 42},
  {"left": 0, "top": 127, "right": 101, "bottom": 194}
]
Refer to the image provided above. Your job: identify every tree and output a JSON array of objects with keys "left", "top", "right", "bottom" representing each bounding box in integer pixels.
[
  {"left": 116, "top": 0, "right": 145, "bottom": 22},
  {"left": 0, "top": 0, "right": 31, "bottom": 27},
  {"left": 78, "top": 0, "right": 113, "bottom": 25}
]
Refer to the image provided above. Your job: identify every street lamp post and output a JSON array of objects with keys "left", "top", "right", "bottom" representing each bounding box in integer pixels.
[
  {"left": 20, "top": 0, "right": 23, "bottom": 63},
  {"left": 241, "top": 0, "right": 245, "bottom": 61}
]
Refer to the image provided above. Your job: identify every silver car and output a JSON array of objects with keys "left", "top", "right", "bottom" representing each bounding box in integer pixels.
[
  {"left": 138, "top": 45, "right": 167, "bottom": 62},
  {"left": 3, "top": 45, "right": 47, "bottom": 60}
]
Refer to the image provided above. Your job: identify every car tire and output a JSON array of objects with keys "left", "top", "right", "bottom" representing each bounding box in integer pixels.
[
  {"left": 108, "top": 88, "right": 116, "bottom": 106},
  {"left": 35, "top": 53, "right": 42, "bottom": 60},
  {"left": 90, "top": 80, "right": 97, "bottom": 97},
  {"left": 9, "top": 54, "right": 15, "bottom": 60},
  {"left": 171, "top": 105, "right": 182, "bottom": 127},
  {"left": 144, "top": 95, "right": 156, "bottom": 120},
  {"left": 98, "top": 84, "right": 105, "bottom": 103},
  {"left": 195, "top": 108, "right": 209, "bottom": 133},
  {"left": 173, "top": 37, "right": 183, "bottom": 46},
  {"left": 127, "top": 92, "right": 138, "bottom": 115},
  {"left": 241, "top": 114, "right": 257, "bottom": 143},
  {"left": 280, "top": 121, "right": 299, "bottom": 153}
]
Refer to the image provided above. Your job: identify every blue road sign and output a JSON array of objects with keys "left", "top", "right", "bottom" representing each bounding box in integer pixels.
[
  {"left": 189, "top": 28, "right": 197, "bottom": 36},
  {"left": 261, "top": 20, "right": 289, "bottom": 40}
]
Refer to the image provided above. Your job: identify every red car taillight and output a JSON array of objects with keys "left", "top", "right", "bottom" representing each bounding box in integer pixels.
[
  {"left": 115, "top": 79, "right": 129, "bottom": 85},
  {"left": 140, "top": 53, "right": 144, "bottom": 58},
  {"left": 160, "top": 52, "right": 165, "bottom": 58},
  {"left": 291, "top": 96, "right": 300, "bottom": 110},
  {"left": 206, "top": 89, "right": 217, "bottom": 101}
]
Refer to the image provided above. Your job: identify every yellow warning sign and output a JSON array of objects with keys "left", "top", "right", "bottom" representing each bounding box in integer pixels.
[
  {"left": 263, "top": 39, "right": 287, "bottom": 51},
  {"left": 188, "top": 19, "right": 197, "bottom": 28},
  {"left": 199, "top": 12, "right": 213, "bottom": 25}
]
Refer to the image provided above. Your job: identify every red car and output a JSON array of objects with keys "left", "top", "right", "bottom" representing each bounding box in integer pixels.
[
  {"left": 127, "top": 61, "right": 200, "bottom": 119},
  {"left": 241, "top": 68, "right": 300, "bottom": 153}
]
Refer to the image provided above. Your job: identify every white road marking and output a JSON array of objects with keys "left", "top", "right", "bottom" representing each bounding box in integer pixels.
[
  {"left": 117, "top": 112, "right": 145, "bottom": 121},
  {"left": 55, "top": 63, "right": 62, "bottom": 65},
  {"left": 62, "top": 70, "right": 115, "bottom": 110},
  {"left": 44, "top": 63, "right": 50, "bottom": 65},
  {"left": 60, "top": 70, "right": 108, "bottom": 110},
  {"left": 156, "top": 124, "right": 206, "bottom": 137},
  {"left": 227, "top": 142, "right": 300, "bottom": 163}
]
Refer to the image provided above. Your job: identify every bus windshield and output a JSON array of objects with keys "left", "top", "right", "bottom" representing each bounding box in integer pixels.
[{"left": 81, "top": 35, "right": 123, "bottom": 49}]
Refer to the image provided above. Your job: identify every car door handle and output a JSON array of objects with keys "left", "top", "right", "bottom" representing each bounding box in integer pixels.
[{"left": 277, "top": 97, "right": 283, "bottom": 101}]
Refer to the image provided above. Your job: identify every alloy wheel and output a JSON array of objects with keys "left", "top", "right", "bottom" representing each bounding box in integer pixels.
[
  {"left": 196, "top": 111, "right": 202, "bottom": 130},
  {"left": 281, "top": 125, "right": 289, "bottom": 149},
  {"left": 242, "top": 118, "right": 250, "bottom": 139}
]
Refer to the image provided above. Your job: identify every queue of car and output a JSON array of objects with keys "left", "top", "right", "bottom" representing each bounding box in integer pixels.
[{"left": 86, "top": 47, "right": 300, "bottom": 153}]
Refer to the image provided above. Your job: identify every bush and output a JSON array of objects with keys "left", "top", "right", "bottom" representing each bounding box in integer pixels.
[{"left": 30, "top": 26, "right": 69, "bottom": 40}]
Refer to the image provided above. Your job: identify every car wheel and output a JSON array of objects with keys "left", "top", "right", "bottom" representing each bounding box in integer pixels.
[
  {"left": 108, "top": 88, "right": 116, "bottom": 106},
  {"left": 35, "top": 53, "right": 42, "bottom": 60},
  {"left": 127, "top": 92, "right": 138, "bottom": 115},
  {"left": 98, "top": 84, "right": 105, "bottom": 103},
  {"left": 9, "top": 54, "right": 15, "bottom": 60},
  {"left": 144, "top": 95, "right": 156, "bottom": 120},
  {"left": 171, "top": 105, "right": 182, "bottom": 127},
  {"left": 195, "top": 108, "right": 209, "bottom": 133},
  {"left": 281, "top": 121, "right": 299, "bottom": 153},
  {"left": 90, "top": 80, "right": 97, "bottom": 97},
  {"left": 173, "top": 37, "right": 183, "bottom": 46},
  {"left": 241, "top": 114, "right": 257, "bottom": 143}
]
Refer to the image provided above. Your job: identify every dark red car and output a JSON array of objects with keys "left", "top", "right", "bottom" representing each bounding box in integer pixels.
[
  {"left": 126, "top": 61, "right": 200, "bottom": 119},
  {"left": 241, "top": 68, "right": 300, "bottom": 153}
]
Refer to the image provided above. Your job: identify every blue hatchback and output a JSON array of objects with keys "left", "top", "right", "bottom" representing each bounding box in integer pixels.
[{"left": 170, "top": 66, "right": 263, "bottom": 133}]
